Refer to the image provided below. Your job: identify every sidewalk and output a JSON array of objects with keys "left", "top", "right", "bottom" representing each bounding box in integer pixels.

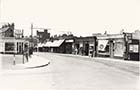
[
  {"left": 0, "top": 54, "right": 50, "bottom": 70},
  {"left": 13, "top": 54, "right": 50, "bottom": 69}
]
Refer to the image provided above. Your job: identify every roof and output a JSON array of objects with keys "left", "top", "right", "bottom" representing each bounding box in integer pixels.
[
  {"left": 97, "top": 34, "right": 124, "bottom": 40},
  {"left": 0, "top": 27, "right": 9, "bottom": 33}
]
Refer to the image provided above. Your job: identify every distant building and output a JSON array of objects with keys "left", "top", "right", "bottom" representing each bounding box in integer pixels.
[
  {"left": 14, "top": 29, "right": 24, "bottom": 38},
  {"left": 37, "top": 29, "right": 50, "bottom": 43}
]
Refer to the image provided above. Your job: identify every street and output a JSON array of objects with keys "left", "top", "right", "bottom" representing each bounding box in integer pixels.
[{"left": 0, "top": 52, "right": 139, "bottom": 90}]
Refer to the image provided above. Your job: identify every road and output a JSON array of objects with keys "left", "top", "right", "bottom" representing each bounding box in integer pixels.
[{"left": 0, "top": 52, "right": 139, "bottom": 90}]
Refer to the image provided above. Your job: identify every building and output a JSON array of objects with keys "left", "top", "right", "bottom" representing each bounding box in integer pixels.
[
  {"left": 74, "top": 36, "right": 97, "bottom": 56},
  {"left": 97, "top": 34, "right": 125, "bottom": 58},
  {"left": 65, "top": 38, "right": 75, "bottom": 54},
  {"left": 95, "top": 32, "right": 139, "bottom": 60},
  {"left": 0, "top": 23, "right": 28, "bottom": 54},
  {"left": 41, "top": 36, "right": 97, "bottom": 56},
  {"left": 37, "top": 39, "right": 65, "bottom": 53},
  {"left": 128, "top": 30, "right": 140, "bottom": 61},
  {"left": 46, "top": 33, "right": 75, "bottom": 54},
  {"left": 37, "top": 37, "right": 75, "bottom": 54},
  {"left": 0, "top": 23, "right": 14, "bottom": 37},
  {"left": 0, "top": 37, "right": 28, "bottom": 54},
  {"left": 37, "top": 29, "right": 50, "bottom": 43}
]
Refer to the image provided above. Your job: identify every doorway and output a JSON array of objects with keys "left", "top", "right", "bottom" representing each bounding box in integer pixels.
[{"left": 85, "top": 43, "right": 89, "bottom": 56}]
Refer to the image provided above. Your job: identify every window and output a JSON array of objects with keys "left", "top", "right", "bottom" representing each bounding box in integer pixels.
[{"left": 5, "top": 42, "right": 15, "bottom": 51}]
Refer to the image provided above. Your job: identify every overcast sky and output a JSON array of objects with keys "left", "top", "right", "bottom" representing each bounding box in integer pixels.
[{"left": 0, "top": 0, "right": 140, "bottom": 36}]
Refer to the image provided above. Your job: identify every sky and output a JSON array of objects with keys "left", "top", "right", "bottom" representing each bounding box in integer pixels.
[{"left": 0, "top": 0, "right": 140, "bottom": 36}]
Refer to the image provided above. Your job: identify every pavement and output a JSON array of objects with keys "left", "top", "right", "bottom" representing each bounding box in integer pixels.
[
  {"left": 0, "top": 53, "right": 50, "bottom": 70},
  {"left": 14, "top": 54, "right": 50, "bottom": 69}
]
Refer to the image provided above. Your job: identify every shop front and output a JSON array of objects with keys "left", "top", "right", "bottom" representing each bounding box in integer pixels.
[
  {"left": 65, "top": 39, "right": 74, "bottom": 54},
  {"left": 74, "top": 36, "right": 97, "bottom": 56},
  {"left": 97, "top": 34, "right": 127, "bottom": 59},
  {"left": 127, "top": 31, "right": 140, "bottom": 61},
  {"left": 0, "top": 37, "right": 28, "bottom": 54}
]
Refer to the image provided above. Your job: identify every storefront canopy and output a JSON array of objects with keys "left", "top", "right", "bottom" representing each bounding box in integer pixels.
[
  {"left": 43, "top": 41, "right": 53, "bottom": 47},
  {"left": 42, "top": 39, "right": 65, "bottom": 47},
  {"left": 50, "top": 39, "right": 65, "bottom": 47},
  {"left": 37, "top": 43, "right": 44, "bottom": 47}
]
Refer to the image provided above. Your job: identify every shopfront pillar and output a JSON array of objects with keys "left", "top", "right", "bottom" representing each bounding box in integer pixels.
[
  {"left": 14, "top": 41, "right": 17, "bottom": 53},
  {"left": 109, "top": 40, "right": 114, "bottom": 58}
]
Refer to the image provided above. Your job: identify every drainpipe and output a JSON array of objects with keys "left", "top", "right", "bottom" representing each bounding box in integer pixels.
[
  {"left": 94, "top": 36, "right": 97, "bottom": 57},
  {"left": 123, "top": 33, "right": 128, "bottom": 60},
  {"left": 109, "top": 40, "right": 114, "bottom": 58},
  {"left": 139, "top": 40, "right": 140, "bottom": 61}
]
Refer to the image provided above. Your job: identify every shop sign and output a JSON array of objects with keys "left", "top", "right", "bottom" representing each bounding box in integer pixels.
[
  {"left": 65, "top": 39, "right": 74, "bottom": 43},
  {"left": 98, "top": 40, "right": 108, "bottom": 51},
  {"left": 129, "top": 45, "right": 139, "bottom": 53}
]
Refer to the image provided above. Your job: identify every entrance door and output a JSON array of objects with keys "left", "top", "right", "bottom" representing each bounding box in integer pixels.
[{"left": 85, "top": 44, "right": 89, "bottom": 56}]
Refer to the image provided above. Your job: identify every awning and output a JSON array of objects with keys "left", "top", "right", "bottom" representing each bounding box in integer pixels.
[
  {"left": 50, "top": 39, "right": 65, "bottom": 47},
  {"left": 98, "top": 40, "right": 108, "bottom": 51},
  {"left": 43, "top": 39, "right": 65, "bottom": 47},
  {"left": 43, "top": 41, "right": 53, "bottom": 47},
  {"left": 37, "top": 43, "right": 44, "bottom": 47}
]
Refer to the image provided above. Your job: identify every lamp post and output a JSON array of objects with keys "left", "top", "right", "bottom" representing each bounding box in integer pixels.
[{"left": 29, "top": 23, "right": 34, "bottom": 56}]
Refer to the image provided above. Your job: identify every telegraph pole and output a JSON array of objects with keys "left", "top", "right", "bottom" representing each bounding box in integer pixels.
[
  {"left": 31, "top": 23, "right": 33, "bottom": 47},
  {"left": 31, "top": 23, "right": 33, "bottom": 38},
  {"left": 30, "top": 23, "right": 34, "bottom": 56}
]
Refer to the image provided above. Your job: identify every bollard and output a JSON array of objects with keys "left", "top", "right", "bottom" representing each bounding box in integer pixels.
[
  {"left": 13, "top": 53, "right": 16, "bottom": 65},
  {"left": 26, "top": 53, "right": 28, "bottom": 62},
  {"left": 23, "top": 53, "right": 24, "bottom": 64}
]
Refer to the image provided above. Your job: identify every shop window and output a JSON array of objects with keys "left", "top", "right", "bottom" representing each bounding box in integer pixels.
[
  {"left": 5, "top": 42, "right": 15, "bottom": 51},
  {"left": 99, "top": 44, "right": 109, "bottom": 53}
]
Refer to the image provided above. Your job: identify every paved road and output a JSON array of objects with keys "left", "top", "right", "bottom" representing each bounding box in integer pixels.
[{"left": 0, "top": 52, "right": 139, "bottom": 90}]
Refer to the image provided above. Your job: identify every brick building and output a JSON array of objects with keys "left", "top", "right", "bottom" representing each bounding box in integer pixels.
[{"left": 37, "top": 29, "right": 50, "bottom": 43}]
